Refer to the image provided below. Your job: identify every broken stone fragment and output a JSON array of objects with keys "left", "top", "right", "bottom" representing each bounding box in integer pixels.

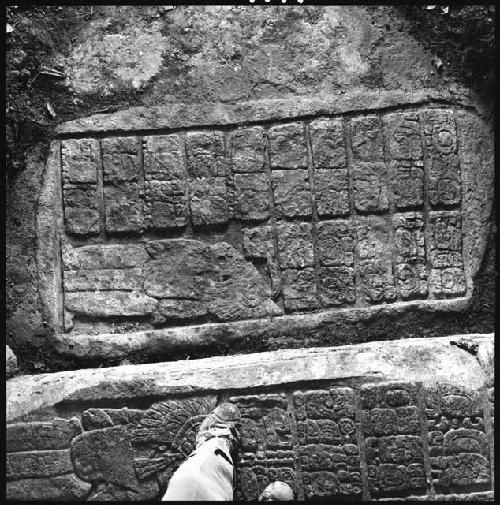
[{"left": 6, "top": 345, "right": 18, "bottom": 379}]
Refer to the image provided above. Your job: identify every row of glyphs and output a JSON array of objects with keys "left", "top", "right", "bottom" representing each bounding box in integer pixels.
[
  {"left": 6, "top": 383, "right": 493, "bottom": 500},
  {"left": 61, "top": 109, "right": 461, "bottom": 236}
]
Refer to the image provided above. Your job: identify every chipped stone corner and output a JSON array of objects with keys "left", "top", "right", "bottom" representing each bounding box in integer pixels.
[
  {"left": 449, "top": 333, "right": 494, "bottom": 385},
  {"left": 6, "top": 345, "right": 19, "bottom": 379}
]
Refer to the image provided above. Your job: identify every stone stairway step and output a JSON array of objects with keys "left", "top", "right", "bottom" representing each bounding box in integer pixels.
[
  {"left": 52, "top": 298, "right": 469, "bottom": 364},
  {"left": 6, "top": 334, "right": 494, "bottom": 501}
]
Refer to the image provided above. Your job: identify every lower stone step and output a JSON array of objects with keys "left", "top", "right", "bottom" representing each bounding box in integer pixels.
[{"left": 6, "top": 334, "right": 494, "bottom": 501}]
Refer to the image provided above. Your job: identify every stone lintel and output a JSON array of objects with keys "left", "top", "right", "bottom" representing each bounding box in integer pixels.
[
  {"left": 7, "top": 333, "right": 492, "bottom": 422},
  {"left": 55, "top": 89, "right": 471, "bottom": 136}
]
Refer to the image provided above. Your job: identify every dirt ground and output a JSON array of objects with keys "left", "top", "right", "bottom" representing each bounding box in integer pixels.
[{"left": 5, "top": 5, "right": 495, "bottom": 373}]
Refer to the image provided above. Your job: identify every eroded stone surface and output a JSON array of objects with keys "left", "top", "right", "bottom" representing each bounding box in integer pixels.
[
  {"left": 189, "top": 176, "right": 229, "bottom": 226},
  {"left": 7, "top": 449, "right": 74, "bottom": 480},
  {"left": 144, "top": 239, "right": 281, "bottom": 322},
  {"left": 63, "top": 185, "right": 100, "bottom": 236},
  {"left": 7, "top": 417, "right": 83, "bottom": 453},
  {"left": 62, "top": 138, "right": 100, "bottom": 185},
  {"left": 272, "top": 169, "right": 312, "bottom": 218},
  {"left": 268, "top": 123, "right": 308, "bottom": 169},
  {"left": 65, "top": 291, "right": 158, "bottom": 317},
  {"left": 6, "top": 473, "right": 92, "bottom": 500},
  {"left": 230, "top": 127, "right": 265, "bottom": 173},
  {"left": 234, "top": 173, "right": 270, "bottom": 221},
  {"left": 102, "top": 136, "right": 141, "bottom": 184}
]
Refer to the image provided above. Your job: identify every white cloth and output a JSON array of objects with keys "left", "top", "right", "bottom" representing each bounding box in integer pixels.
[{"left": 162, "top": 437, "right": 234, "bottom": 501}]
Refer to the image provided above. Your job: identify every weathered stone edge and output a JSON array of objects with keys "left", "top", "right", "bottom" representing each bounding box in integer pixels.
[
  {"left": 7, "top": 333, "right": 492, "bottom": 422},
  {"left": 53, "top": 297, "right": 470, "bottom": 361},
  {"left": 456, "top": 108, "right": 495, "bottom": 295},
  {"left": 55, "top": 88, "right": 473, "bottom": 135},
  {"left": 35, "top": 141, "right": 64, "bottom": 333}
]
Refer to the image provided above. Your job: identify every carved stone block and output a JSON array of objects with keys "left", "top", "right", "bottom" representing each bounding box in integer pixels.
[
  {"left": 7, "top": 449, "right": 74, "bottom": 480},
  {"left": 430, "top": 453, "right": 490, "bottom": 488},
  {"left": 186, "top": 131, "right": 228, "bottom": 178},
  {"left": 353, "top": 162, "right": 389, "bottom": 213},
  {"left": 385, "top": 112, "right": 423, "bottom": 161},
  {"left": 230, "top": 126, "right": 265, "bottom": 173},
  {"left": 428, "top": 212, "right": 462, "bottom": 267},
  {"left": 309, "top": 118, "right": 346, "bottom": 169},
  {"left": 314, "top": 169, "right": 349, "bottom": 217},
  {"left": 429, "top": 268, "right": 466, "bottom": 298},
  {"left": 62, "top": 138, "right": 99, "bottom": 184},
  {"left": 423, "top": 109, "right": 461, "bottom": 209},
  {"left": 294, "top": 387, "right": 361, "bottom": 498},
  {"left": 272, "top": 169, "right": 312, "bottom": 218},
  {"left": 230, "top": 394, "right": 296, "bottom": 501},
  {"left": 189, "top": 177, "right": 229, "bottom": 226},
  {"left": 317, "top": 220, "right": 354, "bottom": 266},
  {"left": 428, "top": 157, "right": 462, "bottom": 209},
  {"left": 393, "top": 213, "right": 428, "bottom": 299},
  {"left": 144, "top": 180, "right": 188, "bottom": 229},
  {"left": 350, "top": 115, "right": 384, "bottom": 162},
  {"left": 282, "top": 268, "right": 318, "bottom": 311},
  {"left": 276, "top": 221, "right": 314, "bottom": 269},
  {"left": 63, "top": 185, "right": 100, "bottom": 235},
  {"left": 391, "top": 160, "right": 424, "bottom": 210},
  {"left": 357, "top": 218, "right": 395, "bottom": 303},
  {"left": 428, "top": 211, "right": 465, "bottom": 297},
  {"left": 319, "top": 266, "right": 355, "bottom": 307},
  {"left": 102, "top": 136, "right": 141, "bottom": 183},
  {"left": 242, "top": 225, "right": 274, "bottom": 259},
  {"left": 234, "top": 173, "right": 270, "bottom": 221},
  {"left": 362, "top": 383, "right": 424, "bottom": 496},
  {"left": 268, "top": 123, "right": 307, "bottom": 169},
  {"left": 424, "top": 384, "right": 490, "bottom": 492},
  {"left": 104, "top": 183, "right": 144, "bottom": 233},
  {"left": 356, "top": 216, "right": 391, "bottom": 259},
  {"left": 143, "top": 134, "right": 186, "bottom": 182}
]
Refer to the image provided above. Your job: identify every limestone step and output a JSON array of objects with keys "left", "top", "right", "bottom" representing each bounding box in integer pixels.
[
  {"left": 6, "top": 334, "right": 494, "bottom": 501},
  {"left": 53, "top": 298, "right": 469, "bottom": 364}
]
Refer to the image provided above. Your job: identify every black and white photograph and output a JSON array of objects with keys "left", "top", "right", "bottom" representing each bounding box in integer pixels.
[{"left": 5, "top": 3, "right": 495, "bottom": 501}]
